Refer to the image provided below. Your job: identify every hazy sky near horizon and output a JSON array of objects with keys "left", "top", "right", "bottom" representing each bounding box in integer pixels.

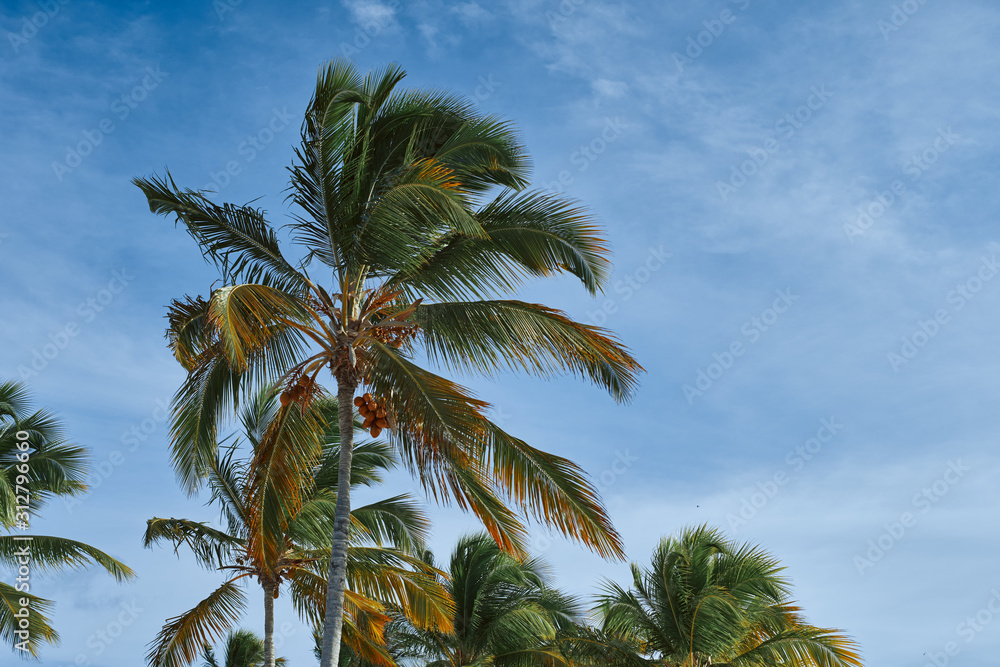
[{"left": 2, "top": 1, "right": 1000, "bottom": 666}]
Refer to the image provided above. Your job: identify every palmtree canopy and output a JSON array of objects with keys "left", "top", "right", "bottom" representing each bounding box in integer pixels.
[
  {"left": 201, "top": 628, "right": 287, "bottom": 667},
  {"left": 0, "top": 380, "right": 135, "bottom": 658},
  {"left": 587, "top": 525, "right": 863, "bottom": 667},
  {"left": 389, "top": 533, "right": 579, "bottom": 667},
  {"left": 144, "top": 386, "right": 451, "bottom": 667},
  {"left": 133, "top": 57, "right": 642, "bottom": 560}
]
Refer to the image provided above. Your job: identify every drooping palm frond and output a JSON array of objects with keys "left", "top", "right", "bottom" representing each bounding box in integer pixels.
[
  {"left": 143, "top": 518, "right": 244, "bottom": 571},
  {"left": 391, "top": 189, "right": 609, "bottom": 301},
  {"left": 0, "top": 583, "right": 57, "bottom": 659},
  {"left": 147, "top": 580, "right": 249, "bottom": 667},
  {"left": 416, "top": 300, "right": 639, "bottom": 400},
  {"left": 0, "top": 535, "right": 133, "bottom": 582},
  {"left": 134, "top": 173, "right": 307, "bottom": 293}
]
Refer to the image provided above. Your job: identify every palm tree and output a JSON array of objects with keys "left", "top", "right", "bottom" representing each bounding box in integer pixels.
[
  {"left": 389, "top": 533, "right": 579, "bottom": 667},
  {"left": 134, "top": 58, "right": 642, "bottom": 667},
  {"left": 201, "top": 629, "right": 287, "bottom": 667},
  {"left": 0, "top": 380, "right": 135, "bottom": 657},
  {"left": 143, "top": 386, "right": 451, "bottom": 667},
  {"left": 584, "top": 525, "right": 863, "bottom": 667}
]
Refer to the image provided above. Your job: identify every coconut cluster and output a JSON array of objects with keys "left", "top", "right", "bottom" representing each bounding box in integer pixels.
[
  {"left": 354, "top": 393, "right": 389, "bottom": 437},
  {"left": 279, "top": 376, "right": 314, "bottom": 406}
]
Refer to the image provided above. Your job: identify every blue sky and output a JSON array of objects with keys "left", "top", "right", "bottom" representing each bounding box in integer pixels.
[{"left": 2, "top": 0, "right": 999, "bottom": 665}]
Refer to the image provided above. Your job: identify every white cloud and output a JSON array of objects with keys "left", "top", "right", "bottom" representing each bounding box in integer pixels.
[{"left": 342, "top": 0, "right": 397, "bottom": 28}]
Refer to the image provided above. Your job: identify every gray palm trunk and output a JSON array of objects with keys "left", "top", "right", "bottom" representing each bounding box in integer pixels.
[
  {"left": 263, "top": 581, "right": 275, "bottom": 667},
  {"left": 319, "top": 379, "right": 359, "bottom": 667}
]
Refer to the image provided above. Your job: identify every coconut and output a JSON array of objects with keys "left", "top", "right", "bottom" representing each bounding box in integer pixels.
[
  {"left": 370, "top": 426, "right": 382, "bottom": 437},
  {"left": 375, "top": 418, "right": 388, "bottom": 429},
  {"left": 362, "top": 416, "right": 375, "bottom": 429},
  {"left": 353, "top": 396, "right": 365, "bottom": 407},
  {"left": 362, "top": 392, "right": 372, "bottom": 402},
  {"left": 279, "top": 392, "right": 292, "bottom": 406}
]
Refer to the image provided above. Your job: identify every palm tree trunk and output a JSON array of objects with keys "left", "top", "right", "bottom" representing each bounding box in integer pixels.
[
  {"left": 263, "top": 581, "right": 276, "bottom": 667},
  {"left": 319, "top": 378, "right": 358, "bottom": 667}
]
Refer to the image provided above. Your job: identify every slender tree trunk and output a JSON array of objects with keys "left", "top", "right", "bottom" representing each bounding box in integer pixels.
[
  {"left": 263, "top": 581, "right": 276, "bottom": 667},
  {"left": 319, "top": 378, "right": 358, "bottom": 667}
]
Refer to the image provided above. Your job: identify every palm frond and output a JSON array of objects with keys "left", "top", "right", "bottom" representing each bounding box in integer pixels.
[
  {"left": 416, "top": 300, "right": 641, "bottom": 402},
  {"left": 143, "top": 518, "right": 244, "bottom": 571},
  {"left": 147, "top": 580, "right": 248, "bottom": 667},
  {"left": 0, "top": 582, "right": 57, "bottom": 658},
  {"left": 0, "top": 534, "right": 134, "bottom": 581},
  {"left": 134, "top": 172, "right": 306, "bottom": 292}
]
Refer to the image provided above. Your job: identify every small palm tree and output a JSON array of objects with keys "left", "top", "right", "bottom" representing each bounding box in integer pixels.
[
  {"left": 201, "top": 629, "right": 287, "bottom": 667},
  {"left": 0, "top": 380, "right": 135, "bottom": 657},
  {"left": 583, "top": 525, "right": 863, "bottom": 667},
  {"left": 390, "top": 533, "right": 579, "bottom": 667},
  {"left": 144, "top": 386, "right": 451, "bottom": 667},
  {"left": 134, "top": 58, "right": 642, "bottom": 667}
]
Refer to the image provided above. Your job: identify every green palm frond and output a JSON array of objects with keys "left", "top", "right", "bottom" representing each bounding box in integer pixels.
[
  {"left": 416, "top": 300, "right": 640, "bottom": 401},
  {"left": 134, "top": 172, "right": 307, "bottom": 293},
  {"left": 0, "top": 583, "right": 57, "bottom": 659},
  {"left": 143, "top": 518, "right": 244, "bottom": 571},
  {"left": 147, "top": 580, "right": 248, "bottom": 667},
  {"left": 0, "top": 535, "right": 133, "bottom": 582}
]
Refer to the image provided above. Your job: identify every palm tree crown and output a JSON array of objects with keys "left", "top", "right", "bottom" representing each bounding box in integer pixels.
[
  {"left": 0, "top": 380, "right": 134, "bottom": 657},
  {"left": 134, "top": 57, "right": 642, "bottom": 667},
  {"left": 590, "top": 525, "right": 863, "bottom": 667},
  {"left": 390, "top": 533, "right": 579, "bottom": 667},
  {"left": 201, "top": 628, "right": 286, "bottom": 667}
]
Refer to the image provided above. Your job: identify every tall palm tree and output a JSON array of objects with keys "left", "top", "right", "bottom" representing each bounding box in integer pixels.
[
  {"left": 585, "top": 525, "right": 863, "bottom": 667},
  {"left": 201, "top": 628, "right": 287, "bottom": 667},
  {"left": 0, "top": 380, "right": 135, "bottom": 657},
  {"left": 143, "top": 386, "right": 451, "bottom": 667},
  {"left": 134, "top": 58, "right": 642, "bottom": 667},
  {"left": 389, "top": 533, "right": 579, "bottom": 667}
]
